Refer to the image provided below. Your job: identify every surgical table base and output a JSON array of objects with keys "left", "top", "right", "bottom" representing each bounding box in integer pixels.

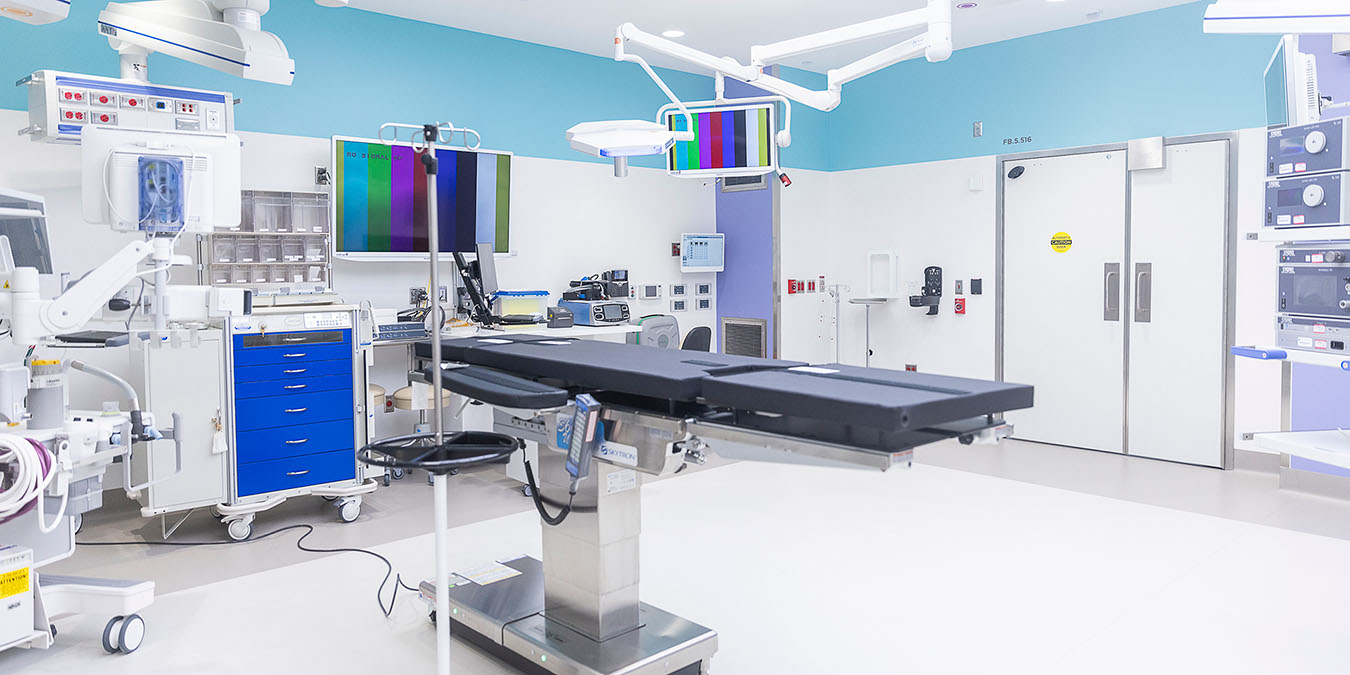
[{"left": 422, "top": 558, "right": 716, "bottom": 675}]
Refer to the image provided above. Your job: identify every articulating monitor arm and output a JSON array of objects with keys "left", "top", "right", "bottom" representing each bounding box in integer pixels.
[{"left": 616, "top": 0, "right": 953, "bottom": 113}]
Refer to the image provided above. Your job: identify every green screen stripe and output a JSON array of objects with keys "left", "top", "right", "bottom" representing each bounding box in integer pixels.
[
  {"left": 495, "top": 154, "right": 511, "bottom": 252},
  {"left": 758, "top": 109, "right": 770, "bottom": 167},
  {"left": 334, "top": 141, "right": 344, "bottom": 246},
  {"left": 366, "top": 144, "right": 392, "bottom": 251}
]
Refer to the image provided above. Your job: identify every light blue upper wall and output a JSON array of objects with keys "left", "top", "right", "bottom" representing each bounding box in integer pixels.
[
  {"left": 0, "top": 3, "right": 712, "bottom": 168},
  {"left": 827, "top": 2, "right": 1278, "bottom": 171}
]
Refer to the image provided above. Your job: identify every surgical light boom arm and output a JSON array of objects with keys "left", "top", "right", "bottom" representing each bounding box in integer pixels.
[{"left": 616, "top": 0, "right": 953, "bottom": 112}]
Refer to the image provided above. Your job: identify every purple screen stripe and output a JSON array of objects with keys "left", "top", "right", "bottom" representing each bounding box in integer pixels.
[
  {"left": 390, "top": 145, "right": 415, "bottom": 251},
  {"left": 698, "top": 112, "right": 713, "bottom": 166}
]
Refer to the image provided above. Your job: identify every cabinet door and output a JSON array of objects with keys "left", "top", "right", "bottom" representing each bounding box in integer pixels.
[
  {"left": 140, "top": 338, "right": 227, "bottom": 511},
  {"left": 1002, "top": 150, "right": 1128, "bottom": 453},
  {"left": 1127, "top": 140, "right": 1230, "bottom": 467}
]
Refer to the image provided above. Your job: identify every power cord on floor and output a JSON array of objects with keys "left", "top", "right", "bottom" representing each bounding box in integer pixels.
[{"left": 77, "top": 523, "right": 421, "bottom": 617}]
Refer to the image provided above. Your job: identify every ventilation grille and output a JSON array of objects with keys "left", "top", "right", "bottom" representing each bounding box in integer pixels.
[{"left": 722, "top": 317, "right": 767, "bottom": 358}]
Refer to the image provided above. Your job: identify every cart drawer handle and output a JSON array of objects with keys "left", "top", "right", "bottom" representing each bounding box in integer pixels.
[
  {"left": 285, "top": 439, "right": 309, "bottom": 445},
  {"left": 283, "top": 353, "right": 307, "bottom": 358},
  {"left": 283, "top": 337, "right": 308, "bottom": 342},
  {"left": 283, "top": 384, "right": 307, "bottom": 390},
  {"left": 282, "top": 369, "right": 307, "bottom": 374},
  {"left": 286, "top": 470, "right": 310, "bottom": 477},
  {"left": 284, "top": 407, "right": 308, "bottom": 414}
]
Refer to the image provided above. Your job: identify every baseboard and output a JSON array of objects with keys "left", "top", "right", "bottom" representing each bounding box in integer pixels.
[
  {"left": 1234, "top": 449, "right": 1282, "bottom": 474},
  {"left": 1280, "top": 465, "right": 1350, "bottom": 500}
]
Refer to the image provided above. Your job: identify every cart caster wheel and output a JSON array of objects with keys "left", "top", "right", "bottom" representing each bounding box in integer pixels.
[
  {"left": 117, "top": 614, "right": 145, "bottom": 654},
  {"left": 322, "top": 495, "right": 339, "bottom": 502},
  {"left": 102, "top": 616, "right": 123, "bottom": 653},
  {"left": 49, "top": 623, "right": 56, "bottom": 638},
  {"left": 392, "top": 468, "right": 405, "bottom": 480},
  {"left": 521, "top": 485, "right": 533, "bottom": 498},
  {"left": 429, "top": 610, "right": 436, "bottom": 625},
  {"left": 383, "top": 475, "right": 391, "bottom": 487},
  {"left": 337, "top": 498, "right": 361, "bottom": 523},
  {"left": 226, "top": 519, "right": 252, "bottom": 541}
]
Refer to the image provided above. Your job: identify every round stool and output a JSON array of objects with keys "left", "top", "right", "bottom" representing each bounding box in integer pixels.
[{"left": 391, "top": 385, "right": 453, "bottom": 411}]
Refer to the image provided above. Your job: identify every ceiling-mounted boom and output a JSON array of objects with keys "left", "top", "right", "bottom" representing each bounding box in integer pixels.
[{"left": 618, "top": 0, "right": 953, "bottom": 112}]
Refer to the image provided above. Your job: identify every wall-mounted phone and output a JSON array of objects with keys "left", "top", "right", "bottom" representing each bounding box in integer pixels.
[{"left": 909, "top": 266, "right": 942, "bottom": 316}]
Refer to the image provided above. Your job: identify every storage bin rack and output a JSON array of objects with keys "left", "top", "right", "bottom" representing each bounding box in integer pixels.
[{"left": 199, "top": 190, "right": 332, "bottom": 294}]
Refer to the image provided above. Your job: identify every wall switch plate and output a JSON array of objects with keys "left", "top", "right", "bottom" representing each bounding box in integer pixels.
[
  {"left": 672, "top": 242, "right": 681, "bottom": 257},
  {"left": 955, "top": 280, "right": 964, "bottom": 295},
  {"left": 973, "top": 121, "right": 983, "bottom": 138}
]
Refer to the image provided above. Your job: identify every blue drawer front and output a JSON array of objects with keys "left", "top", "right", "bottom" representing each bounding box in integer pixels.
[
  {"left": 235, "top": 388, "right": 354, "bottom": 432},
  {"left": 236, "top": 419, "right": 354, "bottom": 464},
  {"left": 236, "top": 449, "right": 356, "bottom": 497},
  {"left": 232, "top": 342, "right": 353, "bottom": 368},
  {"left": 234, "top": 359, "right": 351, "bottom": 384},
  {"left": 234, "top": 373, "right": 353, "bottom": 400}
]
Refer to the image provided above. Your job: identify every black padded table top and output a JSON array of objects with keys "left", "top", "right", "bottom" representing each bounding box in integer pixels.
[
  {"left": 418, "top": 337, "right": 802, "bottom": 401},
  {"left": 700, "top": 364, "right": 1033, "bottom": 431}
]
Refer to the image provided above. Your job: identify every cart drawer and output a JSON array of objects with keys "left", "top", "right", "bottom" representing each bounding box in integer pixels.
[
  {"left": 234, "top": 359, "right": 352, "bottom": 384},
  {"left": 231, "top": 342, "right": 353, "bottom": 368},
  {"left": 236, "top": 419, "right": 354, "bottom": 465},
  {"left": 236, "top": 449, "right": 355, "bottom": 497},
  {"left": 234, "top": 374, "right": 353, "bottom": 400},
  {"left": 235, "top": 388, "right": 353, "bottom": 432}
]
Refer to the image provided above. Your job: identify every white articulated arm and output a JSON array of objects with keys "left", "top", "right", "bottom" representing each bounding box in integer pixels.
[
  {"left": 6, "top": 241, "right": 153, "bottom": 343},
  {"left": 616, "top": 0, "right": 953, "bottom": 114}
]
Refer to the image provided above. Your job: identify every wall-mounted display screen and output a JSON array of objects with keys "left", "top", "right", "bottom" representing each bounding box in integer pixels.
[
  {"left": 332, "top": 136, "right": 511, "bottom": 260},
  {"left": 664, "top": 103, "right": 777, "bottom": 177},
  {"left": 681, "top": 233, "right": 725, "bottom": 273}
]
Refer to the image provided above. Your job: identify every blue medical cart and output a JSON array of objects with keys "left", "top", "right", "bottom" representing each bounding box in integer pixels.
[{"left": 217, "top": 306, "right": 376, "bottom": 540}]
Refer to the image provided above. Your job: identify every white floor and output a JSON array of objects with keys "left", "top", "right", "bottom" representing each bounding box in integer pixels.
[{"left": 7, "top": 449, "right": 1350, "bottom": 674}]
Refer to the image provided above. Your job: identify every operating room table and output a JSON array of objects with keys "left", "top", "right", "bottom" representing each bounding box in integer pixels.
[{"left": 405, "top": 336, "right": 1033, "bottom": 675}]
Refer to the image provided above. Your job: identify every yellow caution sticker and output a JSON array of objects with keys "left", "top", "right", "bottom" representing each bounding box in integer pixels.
[
  {"left": 0, "top": 566, "right": 29, "bottom": 599},
  {"left": 1050, "top": 232, "right": 1073, "bottom": 253}
]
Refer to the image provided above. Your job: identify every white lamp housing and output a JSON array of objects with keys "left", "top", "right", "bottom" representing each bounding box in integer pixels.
[
  {"left": 0, "top": 0, "right": 70, "bottom": 24},
  {"left": 98, "top": 0, "right": 295, "bottom": 85},
  {"left": 1203, "top": 1, "right": 1350, "bottom": 34},
  {"left": 566, "top": 120, "right": 680, "bottom": 177}
]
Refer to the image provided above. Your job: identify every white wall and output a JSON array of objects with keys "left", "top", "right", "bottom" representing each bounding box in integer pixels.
[
  {"left": 781, "top": 157, "right": 999, "bottom": 380},
  {"left": 1232, "top": 128, "right": 1283, "bottom": 454},
  {"left": 0, "top": 110, "right": 717, "bottom": 442}
]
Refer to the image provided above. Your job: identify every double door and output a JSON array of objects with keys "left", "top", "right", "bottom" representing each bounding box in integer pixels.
[{"left": 1000, "top": 138, "right": 1233, "bottom": 467}]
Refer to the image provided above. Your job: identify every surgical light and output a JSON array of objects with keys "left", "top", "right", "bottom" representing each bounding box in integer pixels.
[
  {"left": 661, "top": 29, "right": 685, "bottom": 38},
  {"left": 0, "top": 0, "right": 69, "bottom": 24}
]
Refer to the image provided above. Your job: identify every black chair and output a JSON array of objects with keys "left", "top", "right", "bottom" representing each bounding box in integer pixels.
[{"left": 681, "top": 326, "right": 712, "bottom": 352}]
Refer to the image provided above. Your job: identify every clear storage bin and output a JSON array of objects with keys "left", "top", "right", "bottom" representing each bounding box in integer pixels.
[
  {"left": 305, "top": 238, "right": 326, "bottom": 262},
  {"left": 271, "top": 266, "right": 288, "bottom": 283},
  {"left": 259, "top": 240, "right": 281, "bottom": 263},
  {"left": 238, "top": 193, "right": 255, "bottom": 232},
  {"left": 252, "top": 266, "right": 270, "bottom": 284},
  {"left": 235, "top": 237, "right": 259, "bottom": 263},
  {"left": 211, "top": 267, "right": 231, "bottom": 285},
  {"left": 291, "top": 193, "right": 329, "bottom": 233},
  {"left": 282, "top": 238, "right": 304, "bottom": 262},
  {"left": 232, "top": 268, "right": 251, "bottom": 284},
  {"left": 307, "top": 266, "right": 324, "bottom": 283},
  {"left": 251, "top": 193, "right": 291, "bottom": 233},
  {"left": 212, "top": 240, "right": 235, "bottom": 264},
  {"left": 493, "top": 290, "right": 549, "bottom": 318}
]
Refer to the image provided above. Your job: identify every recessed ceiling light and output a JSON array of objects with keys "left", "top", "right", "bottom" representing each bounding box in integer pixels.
[
  {"left": 956, "top": 2, "right": 977, "bottom": 8},
  {"left": 662, "top": 29, "right": 685, "bottom": 38}
]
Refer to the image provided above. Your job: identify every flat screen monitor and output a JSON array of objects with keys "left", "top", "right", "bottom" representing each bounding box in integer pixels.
[
  {"left": 1265, "top": 35, "right": 1320, "bottom": 129},
  {"left": 475, "top": 241, "right": 499, "bottom": 298},
  {"left": 681, "top": 233, "right": 725, "bottom": 273},
  {"left": 332, "top": 136, "right": 512, "bottom": 261},
  {"left": 0, "top": 190, "right": 53, "bottom": 274},
  {"left": 663, "top": 103, "right": 777, "bottom": 178}
]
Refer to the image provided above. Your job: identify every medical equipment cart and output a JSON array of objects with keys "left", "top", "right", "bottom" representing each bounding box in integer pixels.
[{"left": 131, "top": 307, "right": 377, "bottom": 540}]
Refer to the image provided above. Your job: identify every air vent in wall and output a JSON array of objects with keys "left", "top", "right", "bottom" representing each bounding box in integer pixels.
[
  {"left": 720, "top": 174, "right": 769, "bottom": 193},
  {"left": 722, "top": 317, "right": 767, "bottom": 357}
]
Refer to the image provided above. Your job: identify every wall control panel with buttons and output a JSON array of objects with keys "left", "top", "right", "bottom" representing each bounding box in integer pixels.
[{"left": 21, "top": 70, "right": 234, "bottom": 144}]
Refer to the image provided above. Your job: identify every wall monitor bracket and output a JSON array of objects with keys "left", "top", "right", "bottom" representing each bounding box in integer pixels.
[{"left": 909, "top": 266, "right": 942, "bottom": 315}]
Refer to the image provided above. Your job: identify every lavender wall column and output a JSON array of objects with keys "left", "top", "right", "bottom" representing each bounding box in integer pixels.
[{"left": 714, "top": 77, "right": 779, "bottom": 356}]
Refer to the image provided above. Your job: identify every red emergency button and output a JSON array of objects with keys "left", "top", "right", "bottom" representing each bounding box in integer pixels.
[{"left": 129, "top": 99, "right": 138, "bottom": 106}]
